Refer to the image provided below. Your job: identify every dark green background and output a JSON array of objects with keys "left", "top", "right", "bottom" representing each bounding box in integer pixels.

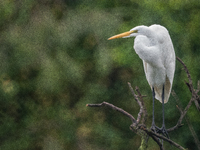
[{"left": 0, "top": 0, "right": 199, "bottom": 149}]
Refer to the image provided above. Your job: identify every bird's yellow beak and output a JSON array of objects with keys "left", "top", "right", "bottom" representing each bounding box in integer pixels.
[{"left": 108, "top": 30, "right": 137, "bottom": 40}]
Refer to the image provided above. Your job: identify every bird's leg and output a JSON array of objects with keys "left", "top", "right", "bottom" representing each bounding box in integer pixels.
[
  {"left": 157, "top": 85, "right": 169, "bottom": 139},
  {"left": 150, "top": 87, "right": 159, "bottom": 133}
]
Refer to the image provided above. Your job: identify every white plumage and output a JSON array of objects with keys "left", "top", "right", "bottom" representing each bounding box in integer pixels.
[
  {"left": 109, "top": 24, "right": 175, "bottom": 104},
  {"left": 132, "top": 25, "right": 175, "bottom": 103},
  {"left": 109, "top": 25, "right": 175, "bottom": 138},
  {"left": 108, "top": 24, "right": 176, "bottom": 138}
]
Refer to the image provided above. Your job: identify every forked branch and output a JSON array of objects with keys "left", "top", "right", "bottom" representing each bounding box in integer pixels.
[{"left": 86, "top": 57, "right": 199, "bottom": 150}]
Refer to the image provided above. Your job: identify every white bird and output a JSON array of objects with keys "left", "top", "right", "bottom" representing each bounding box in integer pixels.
[{"left": 108, "top": 24, "right": 175, "bottom": 138}]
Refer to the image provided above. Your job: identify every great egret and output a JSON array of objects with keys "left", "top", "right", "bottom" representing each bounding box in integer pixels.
[{"left": 108, "top": 24, "right": 175, "bottom": 138}]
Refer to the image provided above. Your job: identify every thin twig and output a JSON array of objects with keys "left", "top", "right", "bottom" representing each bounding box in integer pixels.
[
  {"left": 86, "top": 102, "right": 136, "bottom": 124},
  {"left": 176, "top": 57, "right": 193, "bottom": 89},
  {"left": 197, "top": 80, "right": 200, "bottom": 93},
  {"left": 141, "top": 126, "right": 186, "bottom": 150},
  {"left": 176, "top": 57, "right": 200, "bottom": 111},
  {"left": 128, "top": 82, "right": 143, "bottom": 125},
  {"left": 167, "top": 97, "right": 193, "bottom": 132},
  {"left": 185, "top": 114, "right": 200, "bottom": 150},
  {"left": 171, "top": 90, "right": 183, "bottom": 113},
  {"left": 130, "top": 124, "right": 163, "bottom": 149},
  {"left": 86, "top": 57, "right": 198, "bottom": 150},
  {"left": 135, "top": 86, "right": 148, "bottom": 124},
  {"left": 171, "top": 90, "right": 200, "bottom": 150}
]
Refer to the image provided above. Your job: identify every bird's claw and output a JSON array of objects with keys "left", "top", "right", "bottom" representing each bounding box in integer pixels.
[
  {"left": 151, "top": 124, "right": 169, "bottom": 139},
  {"left": 157, "top": 125, "right": 169, "bottom": 139},
  {"left": 150, "top": 124, "right": 160, "bottom": 134}
]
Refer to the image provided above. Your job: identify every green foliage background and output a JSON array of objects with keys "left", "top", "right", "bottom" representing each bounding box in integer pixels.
[{"left": 0, "top": 0, "right": 199, "bottom": 149}]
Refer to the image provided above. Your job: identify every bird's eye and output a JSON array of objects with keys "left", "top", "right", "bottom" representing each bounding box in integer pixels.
[{"left": 131, "top": 30, "right": 138, "bottom": 33}]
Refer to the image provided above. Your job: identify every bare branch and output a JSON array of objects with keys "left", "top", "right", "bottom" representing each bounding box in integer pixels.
[
  {"left": 176, "top": 57, "right": 193, "bottom": 89},
  {"left": 140, "top": 126, "right": 186, "bottom": 150},
  {"left": 197, "top": 80, "right": 200, "bottom": 93},
  {"left": 176, "top": 57, "right": 200, "bottom": 111},
  {"left": 176, "top": 105, "right": 183, "bottom": 114},
  {"left": 87, "top": 101, "right": 187, "bottom": 149},
  {"left": 171, "top": 90, "right": 183, "bottom": 113},
  {"left": 87, "top": 57, "right": 200, "bottom": 150},
  {"left": 128, "top": 82, "right": 143, "bottom": 125},
  {"left": 170, "top": 58, "right": 200, "bottom": 149},
  {"left": 171, "top": 91, "right": 200, "bottom": 149},
  {"left": 168, "top": 93, "right": 194, "bottom": 132},
  {"left": 135, "top": 86, "right": 148, "bottom": 124},
  {"left": 86, "top": 102, "right": 136, "bottom": 124},
  {"left": 185, "top": 115, "right": 200, "bottom": 150}
]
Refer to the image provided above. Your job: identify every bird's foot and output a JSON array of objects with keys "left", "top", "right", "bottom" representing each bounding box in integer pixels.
[
  {"left": 157, "top": 125, "right": 169, "bottom": 139},
  {"left": 150, "top": 124, "right": 169, "bottom": 148},
  {"left": 150, "top": 123, "right": 160, "bottom": 134},
  {"left": 151, "top": 124, "right": 169, "bottom": 139}
]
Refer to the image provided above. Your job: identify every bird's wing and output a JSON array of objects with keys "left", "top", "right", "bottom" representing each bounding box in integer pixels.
[
  {"left": 164, "top": 60, "right": 175, "bottom": 103},
  {"left": 142, "top": 60, "right": 150, "bottom": 85},
  {"left": 153, "top": 62, "right": 175, "bottom": 103},
  {"left": 142, "top": 60, "right": 173, "bottom": 103}
]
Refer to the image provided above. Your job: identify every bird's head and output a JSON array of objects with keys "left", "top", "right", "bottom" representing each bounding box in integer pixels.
[{"left": 108, "top": 25, "right": 150, "bottom": 40}]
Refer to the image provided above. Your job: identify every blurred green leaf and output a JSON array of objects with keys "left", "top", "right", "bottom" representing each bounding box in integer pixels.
[{"left": 0, "top": 1, "right": 199, "bottom": 150}]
